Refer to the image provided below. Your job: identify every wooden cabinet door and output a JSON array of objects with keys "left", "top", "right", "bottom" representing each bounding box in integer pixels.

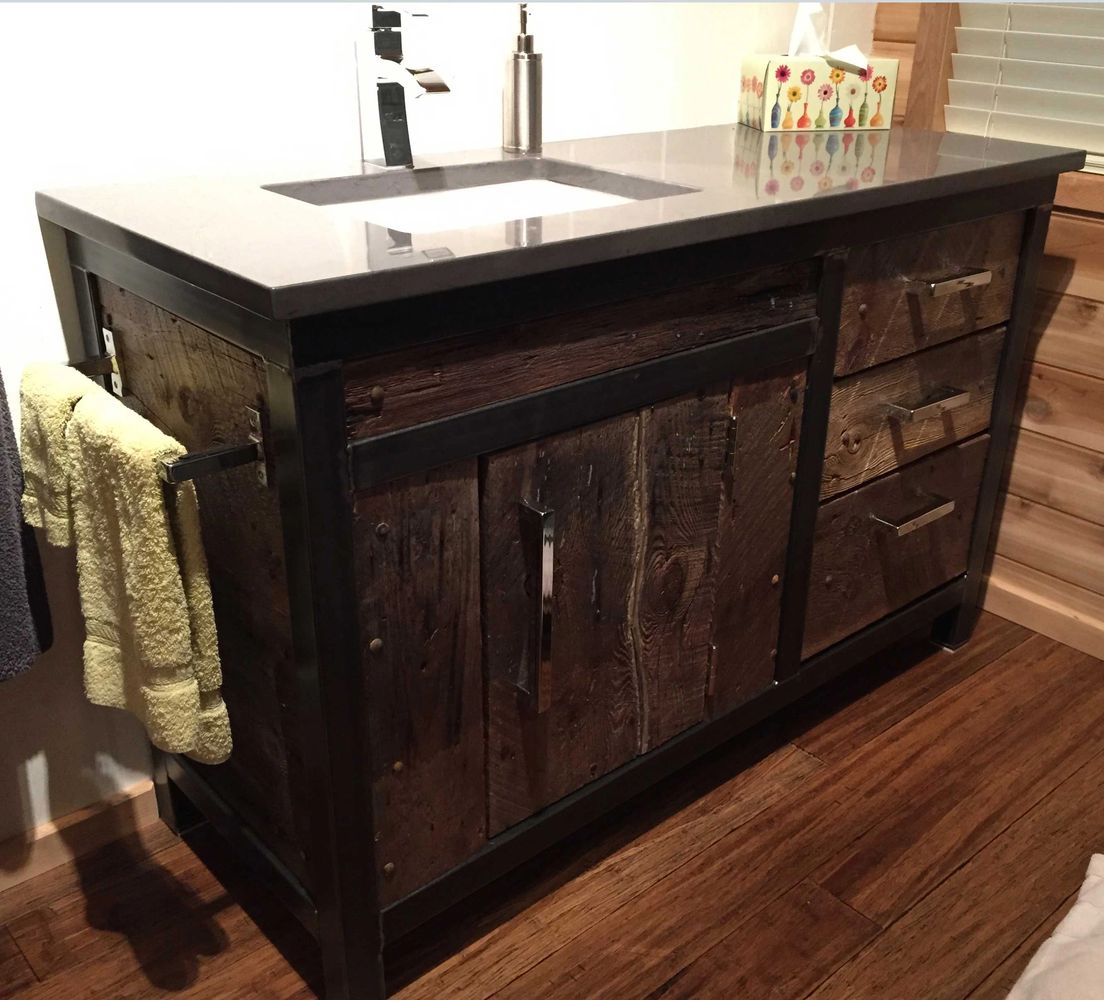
[{"left": 483, "top": 365, "right": 804, "bottom": 835}]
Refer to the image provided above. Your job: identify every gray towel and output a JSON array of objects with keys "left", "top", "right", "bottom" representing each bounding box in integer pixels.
[{"left": 0, "top": 370, "right": 50, "bottom": 680}]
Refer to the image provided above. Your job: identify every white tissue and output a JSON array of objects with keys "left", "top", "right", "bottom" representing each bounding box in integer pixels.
[{"left": 787, "top": 2, "right": 868, "bottom": 74}]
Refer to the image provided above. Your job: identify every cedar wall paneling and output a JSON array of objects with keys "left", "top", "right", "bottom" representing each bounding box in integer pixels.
[{"left": 983, "top": 183, "right": 1104, "bottom": 659}]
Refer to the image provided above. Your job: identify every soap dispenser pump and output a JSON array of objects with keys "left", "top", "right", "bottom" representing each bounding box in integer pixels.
[{"left": 503, "top": 3, "right": 542, "bottom": 154}]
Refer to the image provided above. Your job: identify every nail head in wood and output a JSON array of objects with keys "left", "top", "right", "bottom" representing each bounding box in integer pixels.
[
  {"left": 369, "top": 637, "right": 384, "bottom": 654},
  {"left": 383, "top": 862, "right": 395, "bottom": 878},
  {"left": 369, "top": 385, "right": 386, "bottom": 408},
  {"left": 376, "top": 522, "right": 391, "bottom": 538}
]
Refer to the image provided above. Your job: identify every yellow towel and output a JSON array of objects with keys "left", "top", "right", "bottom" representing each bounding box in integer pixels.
[
  {"left": 66, "top": 388, "right": 231, "bottom": 764},
  {"left": 20, "top": 363, "right": 98, "bottom": 546}
]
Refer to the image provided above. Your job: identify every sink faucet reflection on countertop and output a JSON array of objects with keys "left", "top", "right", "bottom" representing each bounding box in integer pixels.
[{"left": 365, "top": 5, "right": 449, "bottom": 168}]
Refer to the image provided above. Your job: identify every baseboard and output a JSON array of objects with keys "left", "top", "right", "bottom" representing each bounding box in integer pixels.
[
  {"left": 983, "top": 555, "right": 1104, "bottom": 661},
  {"left": 0, "top": 779, "right": 159, "bottom": 893}
]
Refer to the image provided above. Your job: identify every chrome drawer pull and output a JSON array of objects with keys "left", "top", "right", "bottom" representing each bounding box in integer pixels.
[
  {"left": 870, "top": 493, "right": 956, "bottom": 538},
  {"left": 885, "top": 386, "right": 972, "bottom": 423},
  {"left": 906, "top": 269, "right": 992, "bottom": 298},
  {"left": 519, "top": 499, "right": 554, "bottom": 714}
]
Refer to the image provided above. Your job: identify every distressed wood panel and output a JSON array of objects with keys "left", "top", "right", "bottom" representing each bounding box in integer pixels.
[
  {"left": 1020, "top": 362, "right": 1104, "bottom": 454},
  {"left": 822, "top": 327, "right": 1003, "bottom": 498},
  {"left": 837, "top": 212, "right": 1023, "bottom": 376},
  {"left": 985, "top": 554, "right": 1104, "bottom": 662},
  {"left": 1005, "top": 428, "right": 1104, "bottom": 528},
  {"left": 708, "top": 363, "right": 804, "bottom": 716},
  {"left": 352, "top": 461, "right": 485, "bottom": 904},
  {"left": 344, "top": 262, "right": 817, "bottom": 439},
  {"left": 803, "top": 435, "right": 989, "bottom": 659},
  {"left": 635, "top": 390, "right": 731, "bottom": 750},
  {"left": 97, "top": 281, "right": 309, "bottom": 882},
  {"left": 1030, "top": 289, "right": 1104, "bottom": 380},
  {"left": 483, "top": 415, "right": 642, "bottom": 836},
  {"left": 993, "top": 493, "right": 1104, "bottom": 597}
]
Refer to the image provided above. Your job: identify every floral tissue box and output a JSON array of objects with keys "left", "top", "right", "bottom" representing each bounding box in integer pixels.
[{"left": 739, "top": 55, "right": 899, "bottom": 132}]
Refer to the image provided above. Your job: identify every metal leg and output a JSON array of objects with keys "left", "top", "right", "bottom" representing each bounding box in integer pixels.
[
  {"left": 932, "top": 202, "right": 1055, "bottom": 651},
  {"left": 267, "top": 361, "right": 385, "bottom": 1000},
  {"left": 151, "top": 748, "right": 203, "bottom": 836}
]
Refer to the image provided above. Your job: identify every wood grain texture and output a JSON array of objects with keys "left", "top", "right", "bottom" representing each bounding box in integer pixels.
[
  {"left": 1038, "top": 212, "right": 1104, "bottom": 301},
  {"left": 869, "top": 40, "right": 914, "bottom": 123},
  {"left": 814, "top": 632, "right": 1104, "bottom": 929},
  {"left": 874, "top": 3, "right": 921, "bottom": 44},
  {"left": 1030, "top": 290, "right": 1104, "bottom": 380},
  {"left": 0, "top": 927, "right": 35, "bottom": 999},
  {"left": 812, "top": 672, "right": 1104, "bottom": 998},
  {"left": 993, "top": 493, "right": 1104, "bottom": 596},
  {"left": 635, "top": 390, "right": 731, "bottom": 750},
  {"left": 967, "top": 891, "right": 1077, "bottom": 1000},
  {"left": 1020, "top": 361, "right": 1104, "bottom": 454},
  {"left": 1004, "top": 428, "right": 1104, "bottom": 528},
  {"left": 492, "top": 619, "right": 1083, "bottom": 999},
  {"left": 395, "top": 742, "right": 822, "bottom": 1000},
  {"left": 822, "top": 327, "right": 1004, "bottom": 498},
  {"left": 708, "top": 364, "right": 804, "bottom": 716},
  {"left": 352, "top": 461, "right": 486, "bottom": 904},
  {"left": 984, "top": 554, "right": 1104, "bottom": 661},
  {"left": 902, "top": 1, "right": 958, "bottom": 132},
  {"left": 836, "top": 211, "right": 1023, "bottom": 376},
  {"left": 787, "top": 611, "right": 1031, "bottom": 763},
  {"left": 803, "top": 435, "right": 989, "bottom": 659},
  {"left": 344, "top": 262, "right": 817, "bottom": 439},
  {"left": 97, "top": 282, "right": 309, "bottom": 882},
  {"left": 1054, "top": 170, "right": 1104, "bottom": 218},
  {"left": 646, "top": 880, "right": 878, "bottom": 1000},
  {"left": 483, "top": 414, "right": 642, "bottom": 835}
]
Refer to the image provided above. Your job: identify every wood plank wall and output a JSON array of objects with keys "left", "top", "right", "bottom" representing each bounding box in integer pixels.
[
  {"left": 984, "top": 178, "right": 1104, "bottom": 660},
  {"left": 871, "top": 2, "right": 920, "bottom": 123}
]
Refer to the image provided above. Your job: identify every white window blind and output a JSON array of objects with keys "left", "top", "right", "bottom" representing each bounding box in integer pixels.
[{"left": 948, "top": 3, "right": 1104, "bottom": 172}]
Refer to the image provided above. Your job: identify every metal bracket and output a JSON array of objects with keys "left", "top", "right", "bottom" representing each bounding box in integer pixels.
[
  {"left": 159, "top": 405, "right": 268, "bottom": 487},
  {"left": 102, "top": 327, "right": 123, "bottom": 396}
]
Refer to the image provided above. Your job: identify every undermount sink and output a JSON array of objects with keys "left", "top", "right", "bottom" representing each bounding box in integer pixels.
[{"left": 265, "top": 158, "right": 697, "bottom": 235}]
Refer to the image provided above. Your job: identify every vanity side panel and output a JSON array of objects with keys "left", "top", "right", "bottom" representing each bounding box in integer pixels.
[
  {"left": 352, "top": 462, "right": 485, "bottom": 905},
  {"left": 344, "top": 261, "right": 818, "bottom": 439},
  {"left": 97, "top": 282, "right": 310, "bottom": 881},
  {"left": 708, "top": 362, "right": 806, "bottom": 716}
]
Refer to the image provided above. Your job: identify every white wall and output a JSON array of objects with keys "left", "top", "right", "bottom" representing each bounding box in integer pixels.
[{"left": 0, "top": 2, "right": 872, "bottom": 846}]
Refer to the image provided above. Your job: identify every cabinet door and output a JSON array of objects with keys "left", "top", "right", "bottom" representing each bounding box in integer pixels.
[{"left": 483, "top": 369, "right": 803, "bottom": 835}]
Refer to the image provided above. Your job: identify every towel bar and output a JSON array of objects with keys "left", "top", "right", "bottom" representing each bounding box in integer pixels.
[
  {"left": 69, "top": 357, "right": 117, "bottom": 377},
  {"left": 159, "top": 441, "right": 263, "bottom": 484}
]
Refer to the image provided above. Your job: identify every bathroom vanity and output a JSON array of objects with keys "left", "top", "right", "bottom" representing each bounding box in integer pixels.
[{"left": 37, "top": 124, "right": 1083, "bottom": 999}]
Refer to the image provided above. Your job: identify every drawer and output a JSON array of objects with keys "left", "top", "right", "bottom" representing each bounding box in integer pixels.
[
  {"left": 836, "top": 212, "right": 1024, "bottom": 376},
  {"left": 821, "top": 327, "right": 1005, "bottom": 498},
  {"left": 803, "top": 435, "right": 989, "bottom": 659},
  {"left": 344, "top": 260, "right": 817, "bottom": 438}
]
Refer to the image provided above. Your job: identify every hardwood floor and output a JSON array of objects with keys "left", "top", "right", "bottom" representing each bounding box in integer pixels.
[{"left": 3, "top": 612, "right": 1103, "bottom": 999}]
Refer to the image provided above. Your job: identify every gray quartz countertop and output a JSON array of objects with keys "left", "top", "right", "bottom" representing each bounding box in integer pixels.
[{"left": 37, "top": 124, "right": 1084, "bottom": 320}]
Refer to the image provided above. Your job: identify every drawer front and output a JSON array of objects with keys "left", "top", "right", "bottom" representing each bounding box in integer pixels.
[
  {"left": 822, "top": 327, "right": 1005, "bottom": 498},
  {"left": 836, "top": 212, "right": 1024, "bottom": 376},
  {"left": 803, "top": 435, "right": 989, "bottom": 659},
  {"left": 344, "top": 261, "right": 816, "bottom": 439}
]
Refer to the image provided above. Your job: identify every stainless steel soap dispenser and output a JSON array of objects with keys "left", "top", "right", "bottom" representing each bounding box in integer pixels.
[{"left": 503, "top": 3, "right": 542, "bottom": 154}]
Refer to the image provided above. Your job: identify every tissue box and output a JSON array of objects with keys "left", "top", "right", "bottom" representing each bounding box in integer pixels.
[{"left": 739, "top": 55, "right": 899, "bottom": 132}]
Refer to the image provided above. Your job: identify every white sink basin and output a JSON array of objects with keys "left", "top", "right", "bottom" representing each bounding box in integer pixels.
[
  {"left": 265, "top": 159, "right": 697, "bottom": 236},
  {"left": 322, "top": 178, "right": 633, "bottom": 234}
]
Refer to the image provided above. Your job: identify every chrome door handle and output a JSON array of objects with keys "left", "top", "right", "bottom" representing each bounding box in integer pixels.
[
  {"left": 885, "top": 386, "right": 972, "bottom": 422},
  {"left": 870, "top": 493, "right": 956, "bottom": 537},
  {"left": 906, "top": 269, "right": 992, "bottom": 298},
  {"left": 519, "top": 499, "right": 554, "bottom": 714}
]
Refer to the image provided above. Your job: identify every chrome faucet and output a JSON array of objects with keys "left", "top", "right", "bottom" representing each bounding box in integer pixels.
[{"left": 367, "top": 6, "right": 449, "bottom": 168}]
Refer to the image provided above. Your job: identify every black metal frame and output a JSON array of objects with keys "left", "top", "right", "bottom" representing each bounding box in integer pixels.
[{"left": 42, "top": 172, "right": 1059, "bottom": 1000}]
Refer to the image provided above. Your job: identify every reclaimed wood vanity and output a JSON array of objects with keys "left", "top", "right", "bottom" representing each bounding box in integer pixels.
[{"left": 37, "top": 124, "right": 1083, "bottom": 999}]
